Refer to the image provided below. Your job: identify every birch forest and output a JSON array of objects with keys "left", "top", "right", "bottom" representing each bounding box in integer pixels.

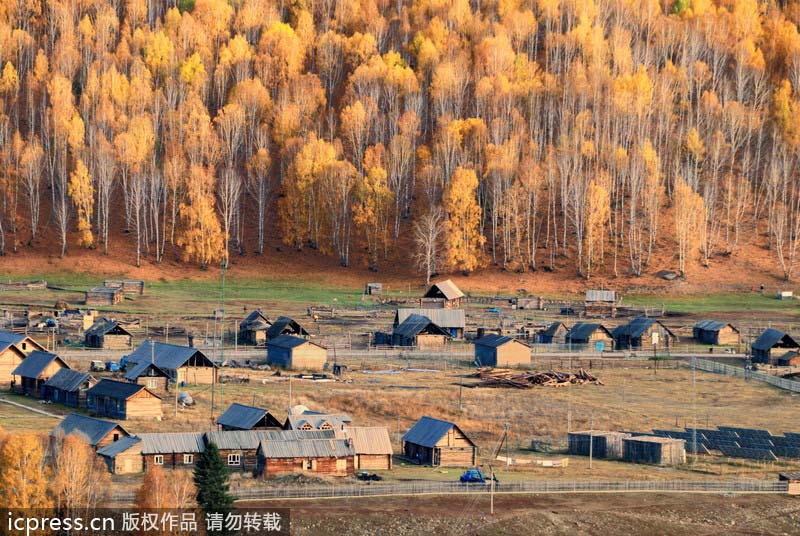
[{"left": 1, "top": 0, "right": 800, "bottom": 280}]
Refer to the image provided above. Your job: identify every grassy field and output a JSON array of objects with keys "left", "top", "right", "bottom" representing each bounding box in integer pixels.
[
  {"left": 623, "top": 292, "right": 800, "bottom": 315},
  {"left": 0, "top": 399, "right": 63, "bottom": 432}
]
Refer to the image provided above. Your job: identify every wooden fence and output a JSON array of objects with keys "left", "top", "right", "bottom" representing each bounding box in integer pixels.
[{"left": 689, "top": 357, "right": 800, "bottom": 393}]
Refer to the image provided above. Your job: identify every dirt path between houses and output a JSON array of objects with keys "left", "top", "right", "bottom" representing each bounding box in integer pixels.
[{"left": 0, "top": 397, "right": 65, "bottom": 418}]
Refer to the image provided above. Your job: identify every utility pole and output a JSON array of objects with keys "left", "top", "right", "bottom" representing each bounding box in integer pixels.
[
  {"left": 219, "top": 261, "right": 226, "bottom": 409},
  {"left": 490, "top": 465, "right": 495, "bottom": 515},
  {"left": 589, "top": 413, "right": 594, "bottom": 470}
]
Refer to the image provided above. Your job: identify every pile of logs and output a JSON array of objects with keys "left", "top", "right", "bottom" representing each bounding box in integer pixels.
[{"left": 464, "top": 367, "right": 603, "bottom": 389}]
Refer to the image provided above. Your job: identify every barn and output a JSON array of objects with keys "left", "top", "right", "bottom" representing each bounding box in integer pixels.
[
  {"left": 97, "top": 436, "right": 143, "bottom": 474},
  {"left": 392, "top": 314, "right": 452, "bottom": 349},
  {"left": 124, "top": 360, "right": 172, "bottom": 393},
  {"left": 693, "top": 320, "right": 740, "bottom": 346},
  {"left": 394, "top": 308, "right": 465, "bottom": 339},
  {"left": 622, "top": 436, "right": 686, "bottom": 465},
  {"left": 51, "top": 413, "right": 130, "bottom": 450},
  {"left": 751, "top": 328, "right": 800, "bottom": 364},
  {"left": 402, "top": 416, "right": 477, "bottom": 467},
  {"left": 473, "top": 334, "right": 531, "bottom": 367},
  {"left": 12, "top": 351, "right": 69, "bottom": 397},
  {"left": 239, "top": 310, "right": 272, "bottom": 346},
  {"left": 125, "top": 341, "right": 218, "bottom": 384},
  {"left": 85, "top": 286, "right": 124, "bottom": 306},
  {"left": 86, "top": 379, "right": 163, "bottom": 420},
  {"left": 267, "top": 335, "right": 327, "bottom": 370},
  {"left": 44, "top": 369, "right": 94, "bottom": 408},
  {"left": 538, "top": 322, "right": 568, "bottom": 344},
  {"left": 568, "top": 431, "right": 630, "bottom": 459},
  {"left": 216, "top": 403, "right": 283, "bottom": 431},
  {"left": 585, "top": 290, "right": 617, "bottom": 317},
  {"left": 139, "top": 432, "right": 206, "bottom": 472},
  {"left": 343, "top": 426, "right": 394, "bottom": 470},
  {"left": 612, "top": 318, "right": 677, "bottom": 349},
  {"left": 256, "top": 435, "right": 356, "bottom": 478},
  {"left": 566, "top": 323, "right": 614, "bottom": 351},
  {"left": 84, "top": 317, "right": 133, "bottom": 349},
  {"left": 421, "top": 279, "right": 464, "bottom": 309},
  {"left": 266, "top": 317, "right": 310, "bottom": 340}
]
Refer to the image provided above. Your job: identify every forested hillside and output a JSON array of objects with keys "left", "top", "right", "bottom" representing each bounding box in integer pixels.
[{"left": 0, "top": 0, "right": 799, "bottom": 281}]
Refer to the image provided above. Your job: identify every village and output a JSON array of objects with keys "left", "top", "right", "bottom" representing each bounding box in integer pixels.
[{"left": 2, "top": 276, "right": 800, "bottom": 509}]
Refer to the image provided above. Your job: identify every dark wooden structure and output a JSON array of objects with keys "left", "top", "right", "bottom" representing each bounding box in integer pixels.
[
  {"left": 86, "top": 379, "right": 163, "bottom": 420},
  {"left": 474, "top": 334, "right": 530, "bottom": 367},
  {"left": 85, "top": 286, "right": 124, "bottom": 306},
  {"left": 12, "top": 350, "right": 69, "bottom": 397},
  {"left": 568, "top": 431, "right": 630, "bottom": 459},
  {"left": 622, "top": 436, "right": 685, "bottom": 465},
  {"left": 421, "top": 279, "right": 464, "bottom": 309},
  {"left": 751, "top": 328, "right": 800, "bottom": 364},
  {"left": 256, "top": 436, "right": 356, "bottom": 478},
  {"left": 566, "top": 323, "right": 614, "bottom": 351},
  {"left": 44, "top": 369, "right": 94, "bottom": 407},
  {"left": 84, "top": 317, "right": 133, "bottom": 349},
  {"left": 402, "top": 416, "right": 476, "bottom": 467},
  {"left": 267, "top": 335, "right": 327, "bottom": 370},
  {"left": 125, "top": 360, "right": 172, "bottom": 392},
  {"left": 125, "top": 341, "right": 218, "bottom": 384},
  {"left": 216, "top": 403, "right": 283, "bottom": 431},
  {"left": 51, "top": 413, "right": 130, "bottom": 450},
  {"left": 585, "top": 290, "right": 617, "bottom": 317},
  {"left": 693, "top": 320, "right": 740, "bottom": 346},
  {"left": 394, "top": 308, "right": 465, "bottom": 339},
  {"left": 266, "top": 317, "right": 310, "bottom": 340},
  {"left": 238, "top": 310, "right": 271, "bottom": 346},
  {"left": 612, "top": 317, "right": 677, "bottom": 349},
  {"left": 537, "top": 322, "right": 568, "bottom": 344},
  {"left": 392, "top": 314, "right": 451, "bottom": 349}
]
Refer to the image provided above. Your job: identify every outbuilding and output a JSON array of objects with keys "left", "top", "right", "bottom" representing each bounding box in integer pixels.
[
  {"left": 395, "top": 308, "right": 465, "bottom": 339},
  {"left": 612, "top": 318, "right": 677, "bottom": 349},
  {"left": 777, "top": 351, "right": 800, "bottom": 367},
  {"left": 421, "top": 279, "right": 464, "bottom": 309},
  {"left": 97, "top": 436, "right": 143, "bottom": 474},
  {"left": 85, "top": 286, "right": 124, "bottom": 306},
  {"left": 239, "top": 310, "right": 272, "bottom": 346},
  {"left": 473, "top": 334, "right": 530, "bottom": 367},
  {"left": 12, "top": 350, "right": 69, "bottom": 397},
  {"left": 256, "top": 435, "right": 355, "bottom": 478},
  {"left": 566, "top": 323, "right": 614, "bottom": 351},
  {"left": 392, "top": 314, "right": 452, "bottom": 349},
  {"left": 568, "top": 431, "right": 630, "bottom": 459},
  {"left": 402, "top": 416, "right": 476, "bottom": 467},
  {"left": 584, "top": 290, "right": 617, "bottom": 317},
  {"left": 267, "top": 335, "right": 327, "bottom": 370},
  {"left": 86, "top": 379, "right": 163, "bottom": 420},
  {"left": 125, "top": 341, "right": 218, "bottom": 384},
  {"left": 84, "top": 317, "right": 133, "bottom": 349},
  {"left": 51, "top": 413, "right": 130, "bottom": 450},
  {"left": 538, "top": 322, "right": 568, "bottom": 344},
  {"left": 44, "top": 369, "right": 94, "bottom": 407},
  {"left": 622, "top": 436, "right": 686, "bottom": 465},
  {"left": 751, "top": 328, "right": 800, "bottom": 364},
  {"left": 124, "top": 360, "right": 172, "bottom": 393},
  {"left": 693, "top": 320, "right": 740, "bottom": 346},
  {"left": 216, "top": 403, "right": 283, "bottom": 431},
  {"left": 139, "top": 432, "right": 206, "bottom": 472},
  {"left": 266, "top": 317, "right": 310, "bottom": 340},
  {"left": 343, "top": 426, "right": 393, "bottom": 470}
]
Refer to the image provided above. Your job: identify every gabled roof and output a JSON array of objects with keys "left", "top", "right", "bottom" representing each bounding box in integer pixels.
[
  {"left": 0, "top": 330, "right": 43, "bottom": 353},
  {"left": 126, "top": 341, "right": 217, "bottom": 371},
  {"left": 216, "top": 403, "right": 279, "bottom": 430},
  {"left": 240, "top": 310, "right": 271, "bottom": 331},
  {"left": 612, "top": 317, "right": 675, "bottom": 339},
  {"left": 258, "top": 438, "right": 355, "bottom": 459},
  {"left": 205, "top": 429, "right": 336, "bottom": 450},
  {"left": 84, "top": 317, "right": 132, "bottom": 338},
  {"left": 267, "top": 334, "right": 324, "bottom": 350},
  {"left": 424, "top": 279, "right": 464, "bottom": 301},
  {"left": 52, "top": 413, "right": 128, "bottom": 446},
  {"left": 266, "top": 317, "right": 309, "bottom": 339},
  {"left": 540, "top": 322, "right": 567, "bottom": 337},
  {"left": 139, "top": 432, "right": 206, "bottom": 454},
  {"left": 694, "top": 320, "right": 738, "bottom": 333},
  {"left": 124, "top": 359, "right": 170, "bottom": 381},
  {"left": 752, "top": 328, "right": 800, "bottom": 351},
  {"left": 402, "top": 416, "right": 474, "bottom": 448},
  {"left": 342, "top": 426, "right": 393, "bottom": 455},
  {"left": 12, "top": 350, "right": 67, "bottom": 378},
  {"left": 97, "top": 436, "right": 141, "bottom": 458},
  {"left": 586, "top": 290, "right": 616, "bottom": 303},
  {"left": 44, "top": 369, "right": 92, "bottom": 392},
  {"left": 87, "top": 379, "right": 161, "bottom": 400},
  {"left": 567, "top": 323, "right": 612, "bottom": 342},
  {"left": 393, "top": 314, "right": 452, "bottom": 339},
  {"left": 285, "top": 413, "right": 351, "bottom": 431},
  {"left": 395, "top": 309, "right": 465, "bottom": 329},
  {"left": 474, "top": 333, "right": 529, "bottom": 348}
]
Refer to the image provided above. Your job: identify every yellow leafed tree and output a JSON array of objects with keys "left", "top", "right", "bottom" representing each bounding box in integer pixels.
[
  {"left": 176, "top": 165, "right": 225, "bottom": 268},
  {"left": 583, "top": 179, "right": 610, "bottom": 279},
  {"left": 443, "top": 167, "right": 485, "bottom": 273},
  {"left": 673, "top": 177, "right": 705, "bottom": 276},
  {"left": 68, "top": 159, "right": 94, "bottom": 248},
  {"left": 0, "top": 433, "right": 52, "bottom": 509}
]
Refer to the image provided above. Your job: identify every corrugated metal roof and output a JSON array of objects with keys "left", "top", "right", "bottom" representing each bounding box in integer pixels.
[
  {"left": 97, "top": 436, "right": 141, "bottom": 458},
  {"left": 44, "top": 369, "right": 92, "bottom": 392},
  {"left": 612, "top": 317, "right": 675, "bottom": 339},
  {"left": 474, "top": 333, "right": 526, "bottom": 348},
  {"left": 140, "top": 432, "right": 206, "bottom": 454},
  {"left": 12, "top": 350, "right": 65, "bottom": 378},
  {"left": 52, "top": 413, "right": 127, "bottom": 446},
  {"left": 126, "top": 341, "right": 217, "bottom": 371},
  {"left": 87, "top": 379, "right": 157, "bottom": 400},
  {"left": 341, "top": 426, "right": 393, "bottom": 455},
  {"left": 694, "top": 320, "right": 736, "bottom": 332},
  {"left": 285, "top": 414, "right": 350, "bottom": 431},
  {"left": 424, "top": 280, "right": 464, "bottom": 300},
  {"left": 540, "top": 322, "right": 566, "bottom": 337},
  {"left": 395, "top": 308, "right": 465, "bottom": 329},
  {"left": 402, "top": 416, "right": 472, "bottom": 448},
  {"left": 84, "top": 317, "right": 132, "bottom": 338},
  {"left": 216, "top": 403, "right": 270, "bottom": 429},
  {"left": 258, "top": 438, "right": 355, "bottom": 458},
  {"left": 205, "top": 429, "right": 335, "bottom": 450},
  {"left": 567, "top": 323, "right": 611, "bottom": 342},
  {"left": 586, "top": 290, "right": 616, "bottom": 302},
  {"left": 124, "top": 360, "right": 170, "bottom": 381},
  {"left": 267, "top": 334, "right": 323, "bottom": 350},
  {"left": 267, "top": 317, "right": 309, "bottom": 339},
  {"left": 393, "top": 314, "right": 451, "bottom": 339},
  {"left": 752, "top": 328, "right": 800, "bottom": 351},
  {"left": 0, "top": 330, "right": 27, "bottom": 353}
]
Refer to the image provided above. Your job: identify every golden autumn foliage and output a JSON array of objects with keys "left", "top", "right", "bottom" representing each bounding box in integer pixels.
[
  {"left": 67, "top": 159, "right": 94, "bottom": 248},
  {"left": 0, "top": 433, "right": 52, "bottom": 509},
  {"left": 443, "top": 167, "right": 485, "bottom": 273}
]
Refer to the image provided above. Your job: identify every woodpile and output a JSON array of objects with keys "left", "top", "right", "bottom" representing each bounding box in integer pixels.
[{"left": 464, "top": 367, "right": 603, "bottom": 388}]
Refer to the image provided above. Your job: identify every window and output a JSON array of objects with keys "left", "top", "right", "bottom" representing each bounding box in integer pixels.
[
  {"left": 183, "top": 454, "right": 194, "bottom": 465},
  {"left": 154, "top": 455, "right": 164, "bottom": 465},
  {"left": 319, "top": 422, "right": 332, "bottom": 430},
  {"left": 147, "top": 378, "right": 157, "bottom": 389},
  {"left": 21, "top": 342, "right": 26, "bottom": 350},
  {"left": 113, "top": 433, "right": 120, "bottom": 441},
  {"left": 227, "top": 453, "right": 240, "bottom": 466},
  {"left": 304, "top": 459, "right": 313, "bottom": 470}
]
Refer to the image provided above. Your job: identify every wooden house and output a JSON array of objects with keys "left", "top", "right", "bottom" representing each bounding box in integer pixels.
[
  {"left": 0, "top": 330, "right": 45, "bottom": 386},
  {"left": 216, "top": 403, "right": 283, "bottom": 431},
  {"left": 239, "top": 310, "right": 272, "bottom": 346},
  {"left": 51, "top": 413, "right": 130, "bottom": 450},
  {"left": 256, "top": 435, "right": 356, "bottom": 478},
  {"left": 97, "top": 436, "right": 143, "bottom": 474},
  {"left": 0, "top": 330, "right": 45, "bottom": 355},
  {"left": 86, "top": 379, "right": 163, "bottom": 420},
  {"left": 124, "top": 360, "right": 172, "bottom": 392},
  {"left": 612, "top": 318, "right": 677, "bottom": 349},
  {"left": 84, "top": 317, "right": 133, "bottom": 349},
  {"left": 584, "top": 290, "right": 617, "bottom": 317},
  {"left": 622, "top": 436, "right": 686, "bottom": 465},
  {"left": 204, "top": 429, "right": 335, "bottom": 474},
  {"left": 693, "top": 320, "right": 740, "bottom": 346},
  {"left": 566, "top": 323, "right": 614, "bottom": 351},
  {"left": 568, "top": 431, "right": 630, "bottom": 459},
  {"left": 751, "top": 328, "right": 800, "bottom": 364},
  {"left": 395, "top": 308, "right": 465, "bottom": 339},
  {"left": 342, "top": 426, "right": 393, "bottom": 470},
  {"left": 421, "top": 280, "right": 464, "bottom": 309},
  {"left": 266, "top": 317, "right": 310, "bottom": 340},
  {"left": 777, "top": 351, "right": 800, "bottom": 367},
  {"left": 392, "top": 314, "right": 451, "bottom": 349},
  {"left": 44, "top": 369, "right": 94, "bottom": 407},
  {"left": 473, "top": 334, "right": 531, "bottom": 367},
  {"left": 103, "top": 280, "right": 145, "bottom": 296},
  {"left": 85, "top": 286, "right": 124, "bottom": 306},
  {"left": 537, "top": 322, "right": 568, "bottom": 344},
  {"left": 402, "top": 416, "right": 477, "bottom": 467},
  {"left": 12, "top": 351, "right": 69, "bottom": 397},
  {"left": 125, "top": 341, "right": 218, "bottom": 384},
  {"left": 139, "top": 432, "right": 206, "bottom": 472},
  {"left": 267, "top": 335, "right": 327, "bottom": 370},
  {"left": 284, "top": 412, "right": 352, "bottom": 431}
]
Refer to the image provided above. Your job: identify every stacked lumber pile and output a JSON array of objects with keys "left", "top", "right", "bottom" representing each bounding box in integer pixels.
[{"left": 464, "top": 367, "right": 603, "bottom": 388}]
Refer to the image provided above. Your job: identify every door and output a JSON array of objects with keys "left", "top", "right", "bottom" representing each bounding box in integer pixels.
[
  {"left": 336, "top": 458, "right": 347, "bottom": 473},
  {"left": 124, "top": 459, "right": 133, "bottom": 473},
  {"left": 433, "top": 448, "right": 440, "bottom": 466}
]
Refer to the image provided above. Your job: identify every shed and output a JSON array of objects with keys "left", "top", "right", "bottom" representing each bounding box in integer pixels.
[
  {"left": 693, "top": 320, "right": 740, "bottom": 346},
  {"left": 216, "top": 403, "right": 283, "bottom": 431},
  {"left": 402, "top": 416, "right": 476, "bottom": 467},
  {"left": 97, "top": 436, "right": 143, "bottom": 474},
  {"left": 567, "top": 431, "right": 630, "bottom": 459},
  {"left": 204, "top": 429, "right": 336, "bottom": 473},
  {"left": 365, "top": 283, "right": 383, "bottom": 295},
  {"left": 266, "top": 317, "right": 310, "bottom": 340},
  {"left": 124, "top": 360, "right": 172, "bottom": 392},
  {"left": 51, "top": 413, "right": 130, "bottom": 449},
  {"left": 394, "top": 308, "right": 465, "bottom": 339},
  {"left": 622, "top": 436, "right": 686, "bottom": 465},
  {"left": 585, "top": 290, "right": 617, "bottom": 317},
  {"left": 777, "top": 351, "right": 800, "bottom": 367},
  {"left": 473, "top": 334, "right": 530, "bottom": 367},
  {"left": 256, "top": 437, "right": 356, "bottom": 478},
  {"left": 566, "top": 323, "right": 614, "bottom": 351},
  {"left": 85, "top": 286, "right": 124, "bottom": 306},
  {"left": 12, "top": 350, "right": 69, "bottom": 397},
  {"left": 267, "top": 335, "right": 327, "bottom": 370},
  {"left": 538, "top": 322, "right": 568, "bottom": 344},
  {"left": 84, "top": 317, "right": 133, "bottom": 349},
  {"left": 751, "top": 328, "right": 800, "bottom": 364},
  {"left": 612, "top": 318, "right": 677, "bottom": 349},
  {"left": 140, "top": 432, "right": 206, "bottom": 471},
  {"left": 103, "top": 280, "right": 145, "bottom": 296},
  {"left": 392, "top": 314, "right": 451, "bottom": 349},
  {"left": 86, "top": 379, "right": 163, "bottom": 420},
  {"left": 238, "top": 310, "right": 272, "bottom": 346},
  {"left": 44, "top": 369, "right": 94, "bottom": 407},
  {"left": 422, "top": 279, "right": 465, "bottom": 309},
  {"left": 341, "top": 426, "right": 393, "bottom": 470},
  {"left": 125, "top": 341, "right": 218, "bottom": 384}
]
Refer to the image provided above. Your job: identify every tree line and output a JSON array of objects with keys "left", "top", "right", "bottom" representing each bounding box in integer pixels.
[{"left": 1, "top": 0, "right": 800, "bottom": 279}]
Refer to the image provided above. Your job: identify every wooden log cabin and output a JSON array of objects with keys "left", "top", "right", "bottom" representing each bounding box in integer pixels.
[
  {"left": 238, "top": 310, "right": 272, "bottom": 346},
  {"left": 256, "top": 436, "right": 356, "bottom": 478},
  {"left": 612, "top": 317, "right": 677, "bottom": 350},
  {"left": 44, "top": 369, "right": 94, "bottom": 407},
  {"left": 751, "top": 328, "right": 800, "bottom": 364},
  {"left": 86, "top": 379, "right": 163, "bottom": 420},
  {"left": 402, "top": 416, "right": 477, "bottom": 467},
  {"left": 266, "top": 335, "right": 327, "bottom": 370},
  {"left": 97, "top": 436, "right": 143, "bottom": 474},
  {"left": 565, "top": 323, "right": 615, "bottom": 351},
  {"left": 584, "top": 290, "right": 617, "bottom": 317},
  {"left": 84, "top": 317, "right": 133, "bottom": 350},
  {"left": 421, "top": 279, "right": 464, "bottom": 309},
  {"left": 693, "top": 320, "right": 740, "bottom": 346},
  {"left": 0, "top": 330, "right": 45, "bottom": 387},
  {"left": 394, "top": 308, "right": 465, "bottom": 339},
  {"left": 341, "top": 426, "right": 393, "bottom": 470},
  {"left": 85, "top": 286, "right": 124, "bottom": 306},
  {"left": 51, "top": 413, "right": 131, "bottom": 450},
  {"left": 139, "top": 432, "right": 206, "bottom": 472},
  {"left": 473, "top": 334, "right": 531, "bottom": 367},
  {"left": 392, "top": 314, "right": 452, "bottom": 349},
  {"left": 125, "top": 341, "right": 218, "bottom": 384},
  {"left": 12, "top": 350, "right": 69, "bottom": 397},
  {"left": 216, "top": 403, "right": 283, "bottom": 431},
  {"left": 124, "top": 360, "right": 172, "bottom": 393},
  {"left": 537, "top": 322, "right": 568, "bottom": 344}
]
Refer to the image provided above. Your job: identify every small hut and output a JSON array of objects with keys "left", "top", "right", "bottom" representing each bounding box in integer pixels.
[
  {"left": 612, "top": 318, "right": 677, "bottom": 349},
  {"left": 693, "top": 320, "right": 740, "bottom": 346},
  {"left": 85, "top": 286, "right": 124, "bottom": 306},
  {"left": 51, "top": 413, "right": 130, "bottom": 450},
  {"left": 402, "top": 416, "right": 476, "bottom": 467},
  {"left": 585, "top": 290, "right": 617, "bottom": 317},
  {"left": 124, "top": 360, "right": 172, "bottom": 392},
  {"left": 342, "top": 426, "right": 393, "bottom": 470},
  {"left": 751, "top": 328, "right": 800, "bottom": 364},
  {"left": 394, "top": 308, "right": 465, "bottom": 339},
  {"left": 266, "top": 317, "right": 310, "bottom": 340},
  {"left": 97, "top": 436, "right": 143, "bottom": 474},
  {"left": 44, "top": 369, "right": 94, "bottom": 407},
  {"left": 12, "top": 351, "right": 70, "bottom": 397},
  {"left": 125, "top": 341, "right": 218, "bottom": 384},
  {"left": 267, "top": 335, "right": 327, "bottom": 370},
  {"left": 567, "top": 431, "right": 630, "bottom": 459},
  {"left": 566, "top": 323, "right": 614, "bottom": 351},
  {"left": 538, "top": 322, "right": 568, "bottom": 344},
  {"left": 238, "top": 310, "right": 272, "bottom": 346},
  {"left": 86, "top": 379, "right": 163, "bottom": 420},
  {"left": 473, "top": 334, "right": 531, "bottom": 367},
  {"left": 365, "top": 283, "right": 383, "bottom": 295},
  {"left": 421, "top": 279, "right": 464, "bottom": 309},
  {"left": 84, "top": 317, "right": 133, "bottom": 349},
  {"left": 622, "top": 436, "right": 686, "bottom": 465}
]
